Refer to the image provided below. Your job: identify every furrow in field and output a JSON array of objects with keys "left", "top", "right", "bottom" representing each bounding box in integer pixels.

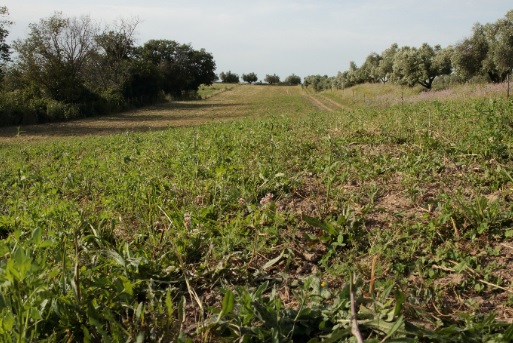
[{"left": 302, "top": 90, "right": 350, "bottom": 112}]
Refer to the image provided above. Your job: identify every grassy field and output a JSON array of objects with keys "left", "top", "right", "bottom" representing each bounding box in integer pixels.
[{"left": 1, "top": 83, "right": 513, "bottom": 342}]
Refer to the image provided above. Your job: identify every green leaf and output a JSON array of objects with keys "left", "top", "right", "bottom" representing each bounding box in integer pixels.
[
  {"left": 302, "top": 214, "right": 337, "bottom": 236},
  {"left": 221, "top": 289, "right": 235, "bottom": 316},
  {"left": 394, "top": 290, "right": 406, "bottom": 317},
  {"left": 104, "top": 250, "right": 125, "bottom": 267},
  {"left": 504, "top": 323, "right": 513, "bottom": 341},
  {"left": 165, "top": 290, "right": 174, "bottom": 317},
  {"left": 135, "top": 302, "right": 144, "bottom": 320},
  {"left": 262, "top": 249, "right": 285, "bottom": 271},
  {"left": 31, "top": 227, "right": 42, "bottom": 245}
]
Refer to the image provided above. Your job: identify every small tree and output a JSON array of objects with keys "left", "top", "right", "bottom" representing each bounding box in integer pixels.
[
  {"left": 242, "top": 72, "right": 258, "bottom": 84},
  {"left": 264, "top": 73, "right": 280, "bottom": 85},
  {"left": 284, "top": 74, "right": 301, "bottom": 85},
  {"left": 219, "top": 70, "right": 239, "bottom": 83}
]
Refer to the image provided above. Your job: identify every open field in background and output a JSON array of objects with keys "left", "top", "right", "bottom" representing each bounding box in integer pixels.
[{"left": 1, "top": 83, "right": 513, "bottom": 341}]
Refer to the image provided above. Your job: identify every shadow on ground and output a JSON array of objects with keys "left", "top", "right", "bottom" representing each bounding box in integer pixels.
[{"left": 0, "top": 101, "right": 247, "bottom": 141}]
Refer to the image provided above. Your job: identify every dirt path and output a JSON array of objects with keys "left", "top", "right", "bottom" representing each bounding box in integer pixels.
[
  {"left": 317, "top": 94, "right": 352, "bottom": 111},
  {"left": 301, "top": 89, "right": 350, "bottom": 112}
]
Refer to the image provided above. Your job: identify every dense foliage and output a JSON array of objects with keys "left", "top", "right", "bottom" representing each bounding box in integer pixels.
[
  {"left": 219, "top": 70, "right": 240, "bottom": 83},
  {"left": 264, "top": 73, "right": 280, "bottom": 85},
  {"left": 305, "top": 10, "right": 513, "bottom": 91},
  {"left": 242, "top": 72, "right": 258, "bottom": 84},
  {"left": 0, "top": 11, "right": 217, "bottom": 127}
]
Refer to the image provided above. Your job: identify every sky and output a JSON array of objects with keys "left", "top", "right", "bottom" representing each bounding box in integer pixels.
[{"left": 4, "top": 0, "right": 513, "bottom": 79}]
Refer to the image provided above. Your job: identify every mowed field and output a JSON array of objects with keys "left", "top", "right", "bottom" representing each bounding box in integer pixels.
[
  {"left": 0, "top": 85, "right": 320, "bottom": 142},
  {"left": 1, "top": 83, "right": 513, "bottom": 341}
]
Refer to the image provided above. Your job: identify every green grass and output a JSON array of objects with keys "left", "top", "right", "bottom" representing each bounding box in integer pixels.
[{"left": 1, "top": 84, "right": 513, "bottom": 342}]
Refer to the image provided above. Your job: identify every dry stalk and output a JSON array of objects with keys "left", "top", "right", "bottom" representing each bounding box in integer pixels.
[
  {"left": 369, "top": 256, "right": 378, "bottom": 297},
  {"left": 350, "top": 273, "right": 364, "bottom": 343}
]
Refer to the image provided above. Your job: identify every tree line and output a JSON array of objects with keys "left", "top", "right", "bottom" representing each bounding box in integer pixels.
[
  {"left": 0, "top": 9, "right": 217, "bottom": 126},
  {"left": 304, "top": 10, "right": 513, "bottom": 92},
  {"left": 218, "top": 71, "right": 302, "bottom": 86}
]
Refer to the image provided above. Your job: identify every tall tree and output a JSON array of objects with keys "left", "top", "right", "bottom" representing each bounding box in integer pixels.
[
  {"left": 377, "top": 43, "right": 399, "bottom": 83},
  {"left": 359, "top": 53, "right": 382, "bottom": 83},
  {"left": 92, "top": 18, "right": 139, "bottom": 93},
  {"left": 452, "top": 24, "right": 489, "bottom": 81},
  {"left": 485, "top": 10, "right": 513, "bottom": 82},
  {"left": 0, "top": 5, "right": 12, "bottom": 77},
  {"left": 453, "top": 11, "right": 513, "bottom": 83},
  {"left": 13, "top": 12, "right": 99, "bottom": 102}
]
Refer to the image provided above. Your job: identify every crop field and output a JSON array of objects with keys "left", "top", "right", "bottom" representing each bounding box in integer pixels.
[{"left": 1, "top": 83, "right": 513, "bottom": 342}]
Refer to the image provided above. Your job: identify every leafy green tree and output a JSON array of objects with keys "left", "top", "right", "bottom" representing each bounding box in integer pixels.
[
  {"left": 485, "top": 10, "right": 513, "bottom": 82},
  {"left": 264, "top": 74, "right": 280, "bottom": 85},
  {"left": 219, "top": 71, "right": 239, "bottom": 83},
  {"left": 304, "top": 75, "right": 333, "bottom": 91},
  {"left": 92, "top": 18, "right": 139, "bottom": 93},
  {"left": 392, "top": 44, "right": 451, "bottom": 89},
  {"left": 13, "top": 12, "right": 99, "bottom": 103},
  {"left": 452, "top": 24, "right": 490, "bottom": 81},
  {"left": 344, "top": 61, "right": 363, "bottom": 87},
  {"left": 0, "top": 6, "right": 12, "bottom": 78},
  {"left": 376, "top": 43, "right": 399, "bottom": 83},
  {"left": 359, "top": 53, "right": 382, "bottom": 83},
  {"left": 136, "top": 39, "right": 216, "bottom": 97},
  {"left": 284, "top": 74, "right": 301, "bottom": 85},
  {"left": 453, "top": 11, "right": 513, "bottom": 83},
  {"left": 242, "top": 72, "right": 258, "bottom": 84}
]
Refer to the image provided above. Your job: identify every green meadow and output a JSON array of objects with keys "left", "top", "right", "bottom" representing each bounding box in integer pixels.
[{"left": 1, "top": 84, "right": 513, "bottom": 342}]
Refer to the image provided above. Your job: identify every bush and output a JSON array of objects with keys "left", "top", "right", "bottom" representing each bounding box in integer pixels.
[
  {"left": 46, "top": 100, "right": 80, "bottom": 121},
  {"left": 0, "top": 90, "right": 37, "bottom": 126}
]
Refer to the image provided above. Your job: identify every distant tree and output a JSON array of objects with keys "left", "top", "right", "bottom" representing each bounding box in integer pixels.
[
  {"left": 0, "top": 6, "right": 12, "bottom": 77},
  {"left": 284, "top": 74, "right": 301, "bottom": 85},
  {"left": 359, "top": 53, "right": 382, "bottom": 83},
  {"left": 242, "top": 72, "right": 258, "bottom": 84},
  {"left": 264, "top": 73, "right": 280, "bottom": 85},
  {"left": 392, "top": 44, "right": 451, "bottom": 89},
  {"left": 345, "top": 61, "right": 364, "bottom": 87},
  {"left": 376, "top": 43, "right": 399, "bottom": 83},
  {"left": 219, "top": 70, "right": 239, "bottom": 83},
  {"left": 136, "top": 40, "right": 216, "bottom": 98},
  {"left": 304, "top": 74, "right": 333, "bottom": 91}
]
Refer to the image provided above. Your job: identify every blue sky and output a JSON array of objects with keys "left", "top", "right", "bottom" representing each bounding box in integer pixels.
[{"left": 4, "top": 0, "right": 513, "bottom": 79}]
